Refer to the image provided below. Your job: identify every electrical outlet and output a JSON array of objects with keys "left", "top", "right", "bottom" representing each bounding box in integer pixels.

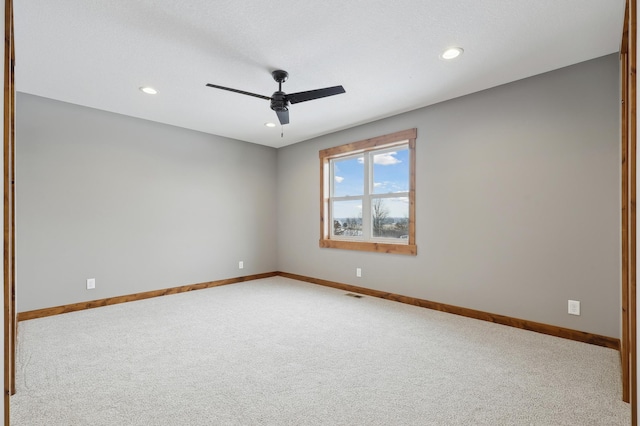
[
  {"left": 238, "top": 261, "right": 244, "bottom": 269},
  {"left": 568, "top": 300, "right": 580, "bottom": 316},
  {"left": 356, "top": 268, "right": 362, "bottom": 278},
  {"left": 86, "top": 278, "right": 96, "bottom": 290}
]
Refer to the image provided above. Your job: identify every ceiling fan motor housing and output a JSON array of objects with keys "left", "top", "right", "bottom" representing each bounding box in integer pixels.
[{"left": 270, "top": 91, "right": 288, "bottom": 111}]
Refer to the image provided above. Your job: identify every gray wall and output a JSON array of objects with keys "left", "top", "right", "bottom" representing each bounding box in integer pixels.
[
  {"left": 17, "top": 54, "right": 621, "bottom": 338},
  {"left": 16, "top": 94, "right": 278, "bottom": 312},
  {"left": 277, "top": 54, "right": 621, "bottom": 338}
]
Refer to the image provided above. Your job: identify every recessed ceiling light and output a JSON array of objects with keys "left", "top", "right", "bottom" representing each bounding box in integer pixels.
[
  {"left": 139, "top": 86, "right": 158, "bottom": 95},
  {"left": 440, "top": 47, "right": 464, "bottom": 60},
  {"left": 264, "top": 122, "right": 277, "bottom": 128}
]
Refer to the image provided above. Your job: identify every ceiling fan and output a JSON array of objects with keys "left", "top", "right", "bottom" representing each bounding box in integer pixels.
[{"left": 206, "top": 70, "right": 345, "bottom": 125}]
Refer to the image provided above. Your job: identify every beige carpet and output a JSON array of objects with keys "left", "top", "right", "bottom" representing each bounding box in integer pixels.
[{"left": 11, "top": 276, "right": 630, "bottom": 425}]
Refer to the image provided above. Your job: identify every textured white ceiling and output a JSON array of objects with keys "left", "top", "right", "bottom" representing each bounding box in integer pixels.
[{"left": 15, "top": 0, "right": 625, "bottom": 148}]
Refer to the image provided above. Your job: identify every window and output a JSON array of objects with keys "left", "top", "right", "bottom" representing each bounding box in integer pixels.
[{"left": 320, "top": 128, "right": 416, "bottom": 255}]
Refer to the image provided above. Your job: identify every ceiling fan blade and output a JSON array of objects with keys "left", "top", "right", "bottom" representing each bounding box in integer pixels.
[
  {"left": 276, "top": 109, "right": 289, "bottom": 125},
  {"left": 205, "top": 84, "right": 271, "bottom": 101},
  {"left": 287, "top": 86, "right": 345, "bottom": 104}
]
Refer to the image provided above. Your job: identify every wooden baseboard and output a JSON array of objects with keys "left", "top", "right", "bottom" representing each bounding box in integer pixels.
[
  {"left": 17, "top": 270, "right": 621, "bottom": 351},
  {"left": 277, "top": 271, "right": 621, "bottom": 350},
  {"left": 17, "top": 272, "right": 278, "bottom": 321}
]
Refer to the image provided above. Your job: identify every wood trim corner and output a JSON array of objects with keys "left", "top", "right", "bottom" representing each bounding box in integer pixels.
[
  {"left": 622, "top": 34, "right": 631, "bottom": 404},
  {"left": 621, "top": 0, "right": 637, "bottom": 415},
  {"left": 4, "top": 0, "right": 14, "bottom": 423},
  {"left": 629, "top": 0, "right": 638, "bottom": 419}
]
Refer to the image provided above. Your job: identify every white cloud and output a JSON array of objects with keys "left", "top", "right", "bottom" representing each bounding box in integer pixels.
[
  {"left": 356, "top": 153, "right": 400, "bottom": 165},
  {"left": 374, "top": 182, "right": 382, "bottom": 187},
  {"left": 374, "top": 152, "right": 401, "bottom": 165},
  {"left": 335, "top": 176, "right": 344, "bottom": 183}
]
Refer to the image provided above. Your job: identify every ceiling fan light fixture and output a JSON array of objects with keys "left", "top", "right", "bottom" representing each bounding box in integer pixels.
[
  {"left": 139, "top": 86, "right": 158, "bottom": 95},
  {"left": 440, "top": 47, "right": 464, "bottom": 60}
]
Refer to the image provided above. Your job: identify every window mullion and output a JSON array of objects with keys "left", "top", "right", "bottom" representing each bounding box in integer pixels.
[
  {"left": 332, "top": 195, "right": 363, "bottom": 202},
  {"left": 329, "top": 159, "right": 335, "bottom": 198},
  {"left": 362, "top": 152, "right": 371, "bottom": 240},
  {"left": 373, "top": 192, "right": 409, "bottom": 199}
]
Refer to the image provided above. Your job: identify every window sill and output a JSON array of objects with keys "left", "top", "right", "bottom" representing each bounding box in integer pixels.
[{"left": 319, "top": 239, "right": 417, "bottom": 255}]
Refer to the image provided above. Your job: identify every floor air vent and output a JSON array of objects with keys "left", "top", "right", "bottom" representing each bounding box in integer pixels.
[{"left": 345, "top": 293, "right": 364, "bottom": 298}]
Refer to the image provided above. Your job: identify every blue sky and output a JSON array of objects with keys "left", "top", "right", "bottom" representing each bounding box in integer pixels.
[
  {"left": 332, "top": 149, "right": 409, "bottom": 218},
  {"left": 333, "top": 156, "right": 364, "bottom": 197},
  {"left": 372, "top": 150, "right": 409, "bottom": 194}
]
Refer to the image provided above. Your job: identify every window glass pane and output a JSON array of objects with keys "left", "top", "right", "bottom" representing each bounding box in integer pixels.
[
  {"left": 372, "top": 148, "right": 409, "bottom": 194},
  {"left": 332, "top": 200, "right": 363, "bottom": 237},
  {"left": 371, "top": 197, "right": 409, "bottom": 239},
  {"left": 332, "top": 156, "right": 364, "bottom": 197}
]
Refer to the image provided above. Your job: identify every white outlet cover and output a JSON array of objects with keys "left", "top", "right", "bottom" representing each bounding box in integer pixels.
[
  {"left": 568, "top": 300, "right": 580, "bottom": 316},
  {"left": 87, "top": 278, "right": 96, "bottom": 290},
  {"left": 239, "top": 261, "right": 244, "bottom": 269}
]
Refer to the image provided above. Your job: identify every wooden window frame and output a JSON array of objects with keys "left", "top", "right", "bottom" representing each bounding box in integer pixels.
[{"left": 319, "top": 128, "right": 417, "bottom": 255}]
